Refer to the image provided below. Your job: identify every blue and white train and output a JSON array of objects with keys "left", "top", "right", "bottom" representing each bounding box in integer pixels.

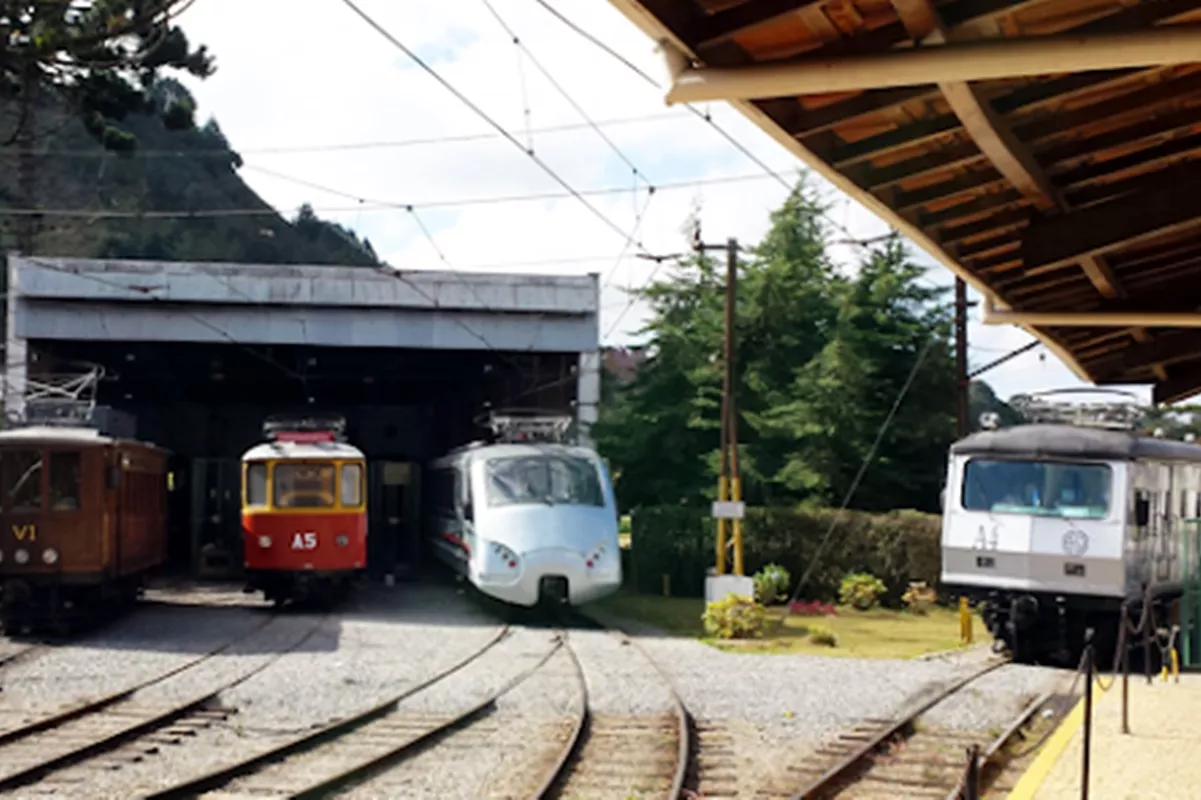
[
  {"left": 423, "top": 412, "right": 622, "bottom": 608},
  {"left": 941, "top": 400, "right": 1201, "bottom": 664}
]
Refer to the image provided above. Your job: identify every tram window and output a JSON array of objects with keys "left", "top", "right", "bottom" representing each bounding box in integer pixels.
[
  {"left": 245, "top": 463, "right": 268, "bottom": 507},
  {"left": 49, "top": 452, "right": 81, "bottom": 511},
  {"left": 340, "top": 464, "right": 362, "bottom": 507},
  {"left": 273, "top": 463, "right": 335, "bottom": 508},
  {"left": 3, "top": 450, "right": 43, "bottom": 512}
]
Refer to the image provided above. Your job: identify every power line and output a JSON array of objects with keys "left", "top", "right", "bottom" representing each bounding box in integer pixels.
[
  {"left": 529, "top": 0, "right": 890, "bottom": 254},
  {"left": 3, "top": 112, "right": 690, "bottom": 158},
  {"left": 479, "top": 0, "right": 651, "bottom": 190},
  {"left": 339, "top": 0, "right": 651, "bottom": 259},
  {"left": 0, "top": 169, "right": 786, "bottom": 218}
]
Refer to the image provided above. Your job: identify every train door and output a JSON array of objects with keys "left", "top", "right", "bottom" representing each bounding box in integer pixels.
[{"left": 368, "top": 461, "right": 420, "bottom": 581}]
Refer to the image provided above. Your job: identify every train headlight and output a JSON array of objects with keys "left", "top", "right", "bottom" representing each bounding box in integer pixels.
[
  {"left": 42, "top": 548, "right": 59, "bottom": 565},
  {"left": 335, "top": 534, "right": 349, "bottom": 548},
  {"left": 14, "top": 549, "right": 29, "bottom": 565},
  {"left": 257, "top": 535, "right": 272, "bottom": 549},
  {"left": 490, "top": 542, "right": 518, "bottom": 569}
]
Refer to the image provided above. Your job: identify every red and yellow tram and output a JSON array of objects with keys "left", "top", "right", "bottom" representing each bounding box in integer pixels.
[{"left": 240, "top": 415, "right": 366, "bottom": 605}]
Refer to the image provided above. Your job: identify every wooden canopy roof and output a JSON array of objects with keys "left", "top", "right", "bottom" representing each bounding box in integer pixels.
[{"left": 606, "top": 0, "right": 1201, "bottom": 404}]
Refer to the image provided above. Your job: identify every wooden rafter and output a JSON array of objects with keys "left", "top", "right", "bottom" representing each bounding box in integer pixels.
[
  {"left": 1020, "top": 167, "right": 1201, "bottom": 273},
  {"left": 615, "top": 0, "right": 1201, "bottom": 402},
  {"left": 693, "top": 1, "right": 821, "bottom": 51}
]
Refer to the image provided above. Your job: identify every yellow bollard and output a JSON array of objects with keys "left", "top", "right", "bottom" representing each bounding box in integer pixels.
[
  {"left": 958, "top": 597, "right": 973, "bottom": 645},
  {"left": 731, "top": 476, "right": 744, "bottom": 577},
  {"left": 716, "top": 476, "right": 728, "bottom": 575},
  {"left": 1172, "top": 648, "right": 1181, "bottom": 683}
]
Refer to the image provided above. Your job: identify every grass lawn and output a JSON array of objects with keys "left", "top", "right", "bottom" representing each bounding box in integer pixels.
[{"left": 589, "top": 588, "right": 980, "bottom": 660}]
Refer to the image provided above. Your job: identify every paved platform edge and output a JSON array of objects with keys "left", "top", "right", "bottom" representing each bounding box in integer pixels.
[{"left": 1006, "top": 680, "right": 1107, "bottom": 800}]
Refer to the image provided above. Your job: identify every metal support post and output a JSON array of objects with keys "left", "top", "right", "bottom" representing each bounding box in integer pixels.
[
  {"left": 1082, "top": 629, "right": 1095, "bottom": 800},
  {"left": 964, "top": 743, "right": 981, "bottom": 799},
  {"left": 954, "top": 278, "right": 969, "bottom": 438},
  {"left": 724, "top": 238, "right": 743, "bottom": 577},
  {"left": 1122, "top": 618, "right": 1131, "bottom": 735}
]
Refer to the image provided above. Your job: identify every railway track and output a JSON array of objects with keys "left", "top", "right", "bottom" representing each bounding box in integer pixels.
[
  {"left": 137, "top": 623, "right": 527, "bottom": 799},
  {"left": 0, "top": 611, "right": 325, "bottom": 795},
  {"left": 537, "top": 630, "right": 689, "bottom": 800},
  {"left": 782, "top": 655, "right": 1073, "bottom": 800},
  {"left": 0, "top": 643, "right": 44, "bottom": 671}
]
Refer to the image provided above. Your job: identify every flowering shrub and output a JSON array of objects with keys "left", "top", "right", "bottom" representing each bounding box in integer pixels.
[
  {"left": 839, "top": 572, "right": 887, "bottom": 611},
  {"left": 902, "top": 581, "right": 937, "bottom": 615},
  {"left": 702, "top": 594, "right": 768, "bottom": 640},
  {"left": 752, "top": 563, "right": 791, "bottom": 605},
  {"left": 789, "top": 599, "right": 838, "bottom": 617},
  {"left": 807, "top": 624, "right": 838, "bottom": 647}
]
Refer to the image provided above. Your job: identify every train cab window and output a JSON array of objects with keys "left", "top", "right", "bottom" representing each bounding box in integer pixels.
[
  {"left": 273, "top": 463, "right": 335, "bottom": 508},
  {"left": 48, "top": 452, "right": 81, "bottom": 511},
  {"left": 245, "top": 463, "right": 268, "bottom": 507},
  {"left": 340, "top": 464, "right": 362, "bottom": 507},
  {"left": 485, "top": 454, "right": 605, "bottom": 508},
  {"left": 3, "top": 450, "right": 43, "bottom": 512}
]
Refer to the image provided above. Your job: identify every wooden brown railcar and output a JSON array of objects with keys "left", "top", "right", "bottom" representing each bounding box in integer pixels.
[{"left": 0, "top": 426, "right": 169, "bottom": 633}]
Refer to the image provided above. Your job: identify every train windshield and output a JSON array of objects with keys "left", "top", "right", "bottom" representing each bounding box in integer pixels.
[
  {"left": 273, "top": 463, "right": 336, "bottom": 508},
  {"left": 485, "top": 454, "right": 605, "bottom": 508},
  {"left": 961, "top": 459, "right": 1112, "bottom": 519}
]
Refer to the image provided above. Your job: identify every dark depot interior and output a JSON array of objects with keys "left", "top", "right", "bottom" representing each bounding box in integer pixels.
[{"left": 26, "top": 340, "right": 581, "bottom": 581}]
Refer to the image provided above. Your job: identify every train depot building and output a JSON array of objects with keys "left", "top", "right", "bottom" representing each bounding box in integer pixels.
[{"left": 2, "top": 254, "right": 601, "bottom": 582}]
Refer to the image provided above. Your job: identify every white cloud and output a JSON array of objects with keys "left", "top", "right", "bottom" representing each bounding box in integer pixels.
[{"left": 172, "top": 0, "right": 1138, "bottom": 404}]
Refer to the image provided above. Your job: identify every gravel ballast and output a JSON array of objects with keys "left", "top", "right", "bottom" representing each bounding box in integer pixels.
[
  {"left": 42, "top": 583, "right": 513, "bottom": 798},
  {"left": 0, "top": 601, "right": 269, "bottom": 716}
]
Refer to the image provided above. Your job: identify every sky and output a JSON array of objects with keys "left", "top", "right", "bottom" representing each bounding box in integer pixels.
[{"left": 170, "top": 0, "right": 1152, "bottom": 405}]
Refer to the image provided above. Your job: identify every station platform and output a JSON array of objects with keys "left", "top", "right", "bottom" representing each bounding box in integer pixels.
[{"left": 1009, "top": 672, "right": 1201, "bottom": 799}]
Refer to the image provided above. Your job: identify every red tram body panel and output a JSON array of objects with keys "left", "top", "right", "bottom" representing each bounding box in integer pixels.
[{"left": 239, "top": 416, "right": 367, "bottom": 605}]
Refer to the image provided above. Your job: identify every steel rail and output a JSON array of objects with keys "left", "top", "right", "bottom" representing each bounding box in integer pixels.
[
  {"left": 529, "top": 635, "right": 590, "bottom": 799},
  {"left": 288, "top": 633, "right": 563, "bottom": 799},
  {"left": 563, "top": 610, "right": 691, "bottom": 799},
  {"left": 0, "top": 612, "right": 279, "bottom": 748},
  {"left": 141, "top": 623, "right": 514, "bottom": 800},
  {"left": 789, "top": 655, "right": 1011, "bottom": 800},
  {"left": 0, "top": 612, "right": 327, "bottom": 792},
  {"left": 0, "top": 643, "right": 44, "bottom": 671},
  {"left": 943, "top": 685, "right": 1061, "bottom": 800}
]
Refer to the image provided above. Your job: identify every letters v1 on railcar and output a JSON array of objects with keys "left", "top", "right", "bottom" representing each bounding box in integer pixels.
[{"left": 0, "top": 368, "right": 169, "bottom": 636}]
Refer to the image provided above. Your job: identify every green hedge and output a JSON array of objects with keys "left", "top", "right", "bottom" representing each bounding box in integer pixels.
[{"left": 627, "top": 506, "right": 941, "bottom": 603}]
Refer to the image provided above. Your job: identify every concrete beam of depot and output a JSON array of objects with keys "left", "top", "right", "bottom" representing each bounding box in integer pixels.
[{"left": 7, "top": 255, "right": 599, "bottom": 316}]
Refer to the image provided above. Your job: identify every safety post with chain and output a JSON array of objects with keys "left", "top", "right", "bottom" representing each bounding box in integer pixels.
[{"left": 1081, "top": 628, "right": 1095, "bottom": 800}]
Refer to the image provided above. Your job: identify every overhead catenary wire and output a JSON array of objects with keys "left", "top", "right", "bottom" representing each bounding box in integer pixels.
[
  {"left": 528, "top": 0, "right": 893, "bottom": 255},
  {"left": 0, "top": 169, "right": 784, "bottom": 218},
  {"left": 1, "top": 112, "right": 692, "bottom": 158},
  {"left": 478, "top": 0, "right": 652, "bottom": 193},
  {"left": 338, "top": 0, "right": 651, "bottom": 260}
]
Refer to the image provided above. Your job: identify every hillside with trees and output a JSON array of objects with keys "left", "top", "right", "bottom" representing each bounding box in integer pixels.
[
  {"left": 1, "top": 2, "right": 378, "bottom": 266},
  {"left": 0, "top": 81, "right": 381, "bottom": 266}
]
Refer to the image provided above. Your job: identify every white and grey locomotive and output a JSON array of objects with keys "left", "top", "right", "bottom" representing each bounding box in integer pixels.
[{"left": 941, "top": 401, "right": 1201, "bottom": 663}]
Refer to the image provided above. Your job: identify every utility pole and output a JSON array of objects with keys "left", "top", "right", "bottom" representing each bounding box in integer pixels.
[
  {"left": 722, "top": 237, "right": 743, "bottom": 577},
  {"left": 694, "top": 231, "right": 743, "bottom": 577},
  {"left": 955, "top": 277, "right": 970, "bottom": 438}
]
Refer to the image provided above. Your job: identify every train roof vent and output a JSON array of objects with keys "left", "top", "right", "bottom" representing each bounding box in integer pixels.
[
  {"left": 262, "top": 412, "right": 347, "bottom": 442},
  {"left": 481, "top": 408, "right": 575, "bottom": 444},
  {"left": 2, "top": 366, "right": 107, "bottom": 430},
  {"left": 1009, "top": 389, "right": 1141, "bottom": 431}
]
